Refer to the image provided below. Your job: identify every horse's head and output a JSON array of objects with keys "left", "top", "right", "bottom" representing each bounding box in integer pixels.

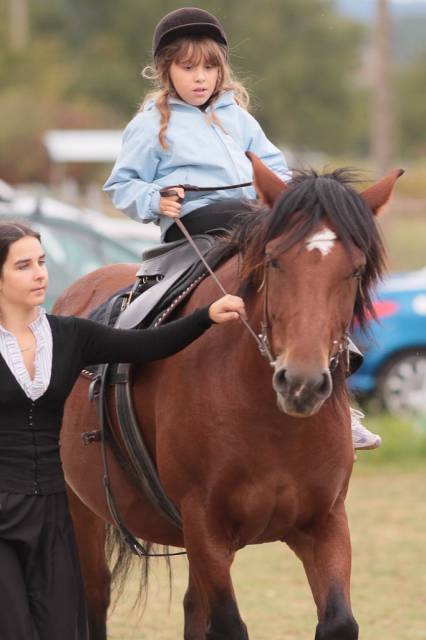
[{"left": 237, "top": 153, "right": 403, "bottom": 417}]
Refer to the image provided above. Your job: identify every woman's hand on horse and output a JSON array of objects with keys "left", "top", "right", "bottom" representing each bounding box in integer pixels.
[
  {"left": 208, "top": 295, "right": 246, "bottom": 323},
  {"left": 159, "top": 187, "right": 185, "bottom": 218}
]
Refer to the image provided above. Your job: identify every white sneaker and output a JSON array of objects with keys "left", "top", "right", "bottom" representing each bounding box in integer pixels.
[{"left": 351, "top": 408, "right": 382, "bottom": 450}]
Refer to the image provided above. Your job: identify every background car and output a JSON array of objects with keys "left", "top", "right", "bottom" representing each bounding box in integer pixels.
[
  {"left": 350, "top": 268, "right": 426, "bottom": 416},
  {"left": 0, "top": 185, "right": 157, "bottom": 309}
]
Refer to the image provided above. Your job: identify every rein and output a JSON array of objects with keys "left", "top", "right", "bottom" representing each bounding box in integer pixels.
[
  {"left": 161, "top": 184, "right": 276, "bottom": 366},
  {"left": 174, "top": 216, "right": 277, "bottom": 366},
  {"left": 160, "top": 181, "right": 252, "bottom": 197}
]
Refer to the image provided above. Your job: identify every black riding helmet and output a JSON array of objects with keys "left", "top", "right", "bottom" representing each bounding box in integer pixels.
[{"left": 153, "top": 7, "right": 228, "bottom": 58}]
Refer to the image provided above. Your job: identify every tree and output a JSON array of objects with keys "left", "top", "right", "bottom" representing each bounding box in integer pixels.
[
  {"left": 372, "top": 0, "right": 394, "bottom": 175},
  {"left": 396, "top": 51, "right": 426, "bottom": 158}
]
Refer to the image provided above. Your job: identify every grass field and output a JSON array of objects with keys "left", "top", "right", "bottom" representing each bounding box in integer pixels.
[
  {"left": 106, "top": 462, "right": 426, "bottom": 639},
  {"left": 380, "top": 195, "right": 426, "bottom": 272}
]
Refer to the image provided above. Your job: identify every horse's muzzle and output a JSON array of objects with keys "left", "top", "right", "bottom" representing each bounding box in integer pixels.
[{"left": 272, "top": 366, "right": 332, "bottom": 416}]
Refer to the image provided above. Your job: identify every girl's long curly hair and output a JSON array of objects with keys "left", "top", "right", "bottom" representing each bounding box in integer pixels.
[{"left": 140, "top": 36, "right": 249, "bottom": 149}]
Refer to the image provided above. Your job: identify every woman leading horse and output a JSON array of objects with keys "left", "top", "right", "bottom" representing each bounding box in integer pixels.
[{"left": 56, "top": 156, "right": 402, "bottom": 639}]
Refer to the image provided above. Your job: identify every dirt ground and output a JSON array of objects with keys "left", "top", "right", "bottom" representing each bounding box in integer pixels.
[{"left": 107, "top": 468, "right": 426, "bottom": 639}]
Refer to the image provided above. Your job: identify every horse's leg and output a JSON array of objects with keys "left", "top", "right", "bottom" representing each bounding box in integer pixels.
[
  {"left": 183, "top": 569, "right": 207, "bottom": 640},
  {"left": 287, "top": 500, "right": 358, "bottom": 640},
  {"left": 67, "top": 487, "right": 111, "bottom": 640},
  {"left": 182, "top": 504, "right": 248, "bottom": 640}
]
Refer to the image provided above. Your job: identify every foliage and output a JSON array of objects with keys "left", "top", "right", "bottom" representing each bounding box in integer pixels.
[
  {"left": 0, "top": 0, "right": 367, "bottom": 181},
  {"left": 395, "top": 52, "right": 426, "bottom": 158}
]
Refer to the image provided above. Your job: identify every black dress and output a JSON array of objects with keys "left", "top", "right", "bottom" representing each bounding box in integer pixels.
[{"left": 0, "top": 307, "right": 213, "bottom": 640}]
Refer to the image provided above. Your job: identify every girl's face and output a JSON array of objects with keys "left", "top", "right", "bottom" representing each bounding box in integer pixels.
[
  {"left": 169, "top": 58, "right": 219, "bottom": 107},
  {"left": 0, "top": 236, "right": 48, "bottom": 310}
]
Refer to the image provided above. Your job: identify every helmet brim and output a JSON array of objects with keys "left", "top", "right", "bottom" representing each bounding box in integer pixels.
[{"left": 154, "top": 23, "right": 228, "bottom": 57}]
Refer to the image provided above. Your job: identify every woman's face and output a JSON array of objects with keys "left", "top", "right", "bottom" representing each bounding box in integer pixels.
[{"left": 0, "top": 236, "right": 48, "bottom": 310}]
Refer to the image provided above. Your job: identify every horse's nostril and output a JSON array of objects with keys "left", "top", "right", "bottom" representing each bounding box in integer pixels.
[
  {"left": 318, "top": 371, "right": 332, "bottom": 396},
  {"left": 273, "top": 368, "right": 287, "bottom": 391}
]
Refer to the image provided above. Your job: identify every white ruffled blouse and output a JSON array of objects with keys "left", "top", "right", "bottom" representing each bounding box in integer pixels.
[{"left": 0, "top": 307, "right": 53, "bottom": 401}]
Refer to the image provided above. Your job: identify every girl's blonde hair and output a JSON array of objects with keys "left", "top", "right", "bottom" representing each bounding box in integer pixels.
[{"left": 140, "top": 36, "right": 249, "bottom": 149}]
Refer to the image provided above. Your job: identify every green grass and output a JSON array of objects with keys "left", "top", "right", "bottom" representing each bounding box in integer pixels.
[
  {"left": 379, "top": 205, "right": 426, "bottom": 272},
  {"left": 355, "top": 412, "right": 426, "bottom": 468},
  {"left": 392, "top": 162, "right": 426, "bottom": 199}
]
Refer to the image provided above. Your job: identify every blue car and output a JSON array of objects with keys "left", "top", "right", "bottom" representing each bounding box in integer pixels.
[{"left": 350, "top": 268, "right": 426, "bottom": 415}]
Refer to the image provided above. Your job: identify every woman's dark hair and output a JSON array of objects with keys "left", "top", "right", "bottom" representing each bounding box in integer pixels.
[{"left": 0, "top": 221, "right": 41, "bottom": 274}]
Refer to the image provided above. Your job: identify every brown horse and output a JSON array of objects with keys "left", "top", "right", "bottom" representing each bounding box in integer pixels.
[{"left": 55, "top": 157, "right": 402, "bottom": 640}]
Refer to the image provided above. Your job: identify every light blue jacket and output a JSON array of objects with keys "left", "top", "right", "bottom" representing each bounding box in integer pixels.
[{"left": 104, "top": 90, "right": 289, "bottom": 240}]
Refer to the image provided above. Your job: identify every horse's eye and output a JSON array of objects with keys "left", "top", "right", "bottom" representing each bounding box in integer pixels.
[
  {"left": 352, "top": 266, "right": 365, "bottom": 279},
  {"left": 269, "top": 258, "right": 280, "bottom": 269}
]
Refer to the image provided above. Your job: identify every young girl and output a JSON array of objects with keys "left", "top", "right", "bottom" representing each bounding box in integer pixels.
[
  {"left": 0, "top": 220, "right": 245, "bottom": 640},
  {"left": 103, "top": 6, "right": 289, "bottom": 243},
  {"left": 104, "top": 8, "right": 380, "bottom": 451}
]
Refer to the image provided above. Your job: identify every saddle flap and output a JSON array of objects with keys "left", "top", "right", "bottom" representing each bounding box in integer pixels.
[
  {"left": 137, "top": 234, "right": 215, "bottom": 278},
  {"left": 116, "top": 265, "right": 190, "bottom": 330}
]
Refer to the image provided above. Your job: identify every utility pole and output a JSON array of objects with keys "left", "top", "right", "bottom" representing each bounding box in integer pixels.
[
  {"left": 372, "top": 0, "right": 393, "bottom": 176},
  {"left": 8, "top": 0, "right": 29, "bottom": 51}
]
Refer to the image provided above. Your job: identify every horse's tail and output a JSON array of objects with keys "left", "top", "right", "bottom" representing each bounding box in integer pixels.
[{"left": 105, "top": 524, "right": 173, "bottom": 611}]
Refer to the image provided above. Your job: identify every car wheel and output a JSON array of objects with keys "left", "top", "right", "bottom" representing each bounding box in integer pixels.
[{"left": 377, "top": 349, "right": 426, "bottom": 415}]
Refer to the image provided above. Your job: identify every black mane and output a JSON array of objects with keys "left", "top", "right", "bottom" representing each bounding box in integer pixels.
[{"left": 219, "top": 168, "right": 386, "bottom": 330}]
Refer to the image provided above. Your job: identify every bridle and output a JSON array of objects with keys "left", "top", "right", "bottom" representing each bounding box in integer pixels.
[{"left": 258, "top": 252, "right": 351, "bottom": 375}]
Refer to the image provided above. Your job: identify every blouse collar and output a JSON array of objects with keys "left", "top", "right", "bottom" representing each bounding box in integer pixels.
[{"left": 0, "top": 306, "right": 46, "bottom": 336}]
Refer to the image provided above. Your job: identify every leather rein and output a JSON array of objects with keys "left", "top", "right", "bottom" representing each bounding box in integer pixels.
[{"left": 163, "top": 183, "right": 277, "bottom": 365}]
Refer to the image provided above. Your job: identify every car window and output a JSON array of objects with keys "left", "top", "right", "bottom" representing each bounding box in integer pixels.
[
  {"left": 32, "top": 221, "right": 138, "bottom": 300},
  {"left": 97, "top": 235, "right": 144, "bottom": 263}
]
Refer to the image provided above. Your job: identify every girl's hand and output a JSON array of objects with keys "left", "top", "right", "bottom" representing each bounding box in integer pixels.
[
  {"left": 208, "top": 294, "right": 246, "bottom": 324},
  {"left": 159, "top": 187, "right": 185, "bottom": 218}
]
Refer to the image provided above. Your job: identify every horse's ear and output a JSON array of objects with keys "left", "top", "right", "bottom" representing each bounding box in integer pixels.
[
  {"left": 246, "top": 151, "right": 288, "bottom": 208},
  {"left": 360, "top": 169, "right": 404, "bottom": 216}
]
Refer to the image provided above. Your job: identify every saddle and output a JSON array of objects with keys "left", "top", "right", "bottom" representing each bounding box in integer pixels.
[{"left": 117, "top": 233, "right": 216, "bottom": 329}]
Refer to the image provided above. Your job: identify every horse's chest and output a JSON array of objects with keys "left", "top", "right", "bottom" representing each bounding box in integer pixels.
[{"left": 237, "top": 470, "right": 346, "bottom": 544}]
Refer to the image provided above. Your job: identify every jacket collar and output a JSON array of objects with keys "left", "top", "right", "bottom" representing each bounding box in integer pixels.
[{"left": 145, "top": 90, "right": 236, "bottom": 113}]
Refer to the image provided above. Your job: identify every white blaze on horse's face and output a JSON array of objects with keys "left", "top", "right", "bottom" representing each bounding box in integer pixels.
[{"left": 306, "top": 228, "right": 337, "bottom": 257}]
